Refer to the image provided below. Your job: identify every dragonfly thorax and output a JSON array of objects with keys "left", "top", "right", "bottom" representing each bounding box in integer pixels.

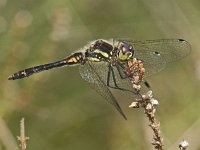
[
  {"left": 84, "top": 40, "right": 113, "bottom": 62},
  {"left": 116, "top": 41, "right": 135, "bottom": 62}
]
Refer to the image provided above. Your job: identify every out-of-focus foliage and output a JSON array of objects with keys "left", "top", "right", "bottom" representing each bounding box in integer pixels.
[{"left": 0, "top": 0, "right": 200, "bottom": 149}]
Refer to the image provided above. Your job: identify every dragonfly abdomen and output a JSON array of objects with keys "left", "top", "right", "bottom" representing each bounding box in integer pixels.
[{"left": 8, "top": 52, "right": 85, "bottom": 80}]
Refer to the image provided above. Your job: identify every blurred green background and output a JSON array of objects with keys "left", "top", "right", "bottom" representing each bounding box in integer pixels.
[{"left": 0, "top": 0, "right": 200, "bottom": 149}]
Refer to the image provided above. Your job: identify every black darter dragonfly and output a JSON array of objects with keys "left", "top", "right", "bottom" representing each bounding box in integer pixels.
[{"left": 8, "top": 39, "right": 191, "bottom": 119}]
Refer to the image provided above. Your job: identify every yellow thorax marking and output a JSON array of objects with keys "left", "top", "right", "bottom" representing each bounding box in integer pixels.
[
  {"left": 93, "top": 49, "right": 109, "bottom": 58},
  {"left": 87, "top": 57, "right": 100, "bottom": 62}
]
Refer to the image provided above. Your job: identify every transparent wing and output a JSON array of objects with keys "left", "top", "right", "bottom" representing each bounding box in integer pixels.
[
  {"left": 79, "top": 61, "right": 127, "bottom": 119},
  {"left": 134, "top": 50, "right": 165, "bottom": 78},
  {"left": 118, "top": 39, "right": 191, "bottom": 77},
  {"left": 79, "top": 61, "right": 144, "bottom": 104}
]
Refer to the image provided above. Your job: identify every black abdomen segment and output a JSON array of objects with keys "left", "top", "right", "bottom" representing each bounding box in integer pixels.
[{"left": 8, "top": 52, "right": 84, "bottom": 80}]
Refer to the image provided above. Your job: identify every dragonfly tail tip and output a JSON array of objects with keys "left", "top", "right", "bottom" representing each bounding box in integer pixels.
[{"left": 8, "top": 75, "right": 14, "bottom": 80}]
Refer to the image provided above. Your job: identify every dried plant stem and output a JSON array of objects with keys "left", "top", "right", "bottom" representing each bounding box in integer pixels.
[
  {"left": 17, "top": 118, "right": 29, "bottom": 150},
  {"left": 139, "top": 92, "right": 163, "bottom": 150},
  {"left": 179, "top": 140, "right": 189, "bottom": 150},
  {"left": 130, "top": 92, "right": 163, "bottom": 150},
  {"left": 125, "top": 58, "right": 164, "bottom": 150},
  {"left": 126, "top": 58, "right": 190, "bottom": 150}
]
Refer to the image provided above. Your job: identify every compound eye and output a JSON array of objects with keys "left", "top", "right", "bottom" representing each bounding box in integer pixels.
[
  {"left": 120, "top": 43, "right": 129, "bottom": 54},
  {"left": 122, "top": 46, "right": 128, "bottom": 54}
]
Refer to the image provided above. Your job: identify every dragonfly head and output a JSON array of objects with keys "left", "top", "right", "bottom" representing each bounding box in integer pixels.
[{"left": 117, "top": 42, "right": 134, "bottom": 61}]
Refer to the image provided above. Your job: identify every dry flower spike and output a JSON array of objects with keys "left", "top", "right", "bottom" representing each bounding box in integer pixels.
[
  {"left": 17, "top": 118, "right": 29, "bottom": 150},
  {"left": 124, "top": 58, "right": 145, "bottom": 92},
  {"left": 179, "top": 140, "right": 189, "bottom": 150},
  {"left": 127, "top": 58, "right": 164, "bottom": 150}
]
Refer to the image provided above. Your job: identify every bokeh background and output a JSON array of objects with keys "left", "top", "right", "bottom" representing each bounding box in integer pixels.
[{"left": 0, "top": 0, "right": 199, "bottom": 149}]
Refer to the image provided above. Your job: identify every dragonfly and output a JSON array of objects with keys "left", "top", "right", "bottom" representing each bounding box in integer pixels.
[{"left": 8, "top": 39, "right": 191, "bottom": 119}]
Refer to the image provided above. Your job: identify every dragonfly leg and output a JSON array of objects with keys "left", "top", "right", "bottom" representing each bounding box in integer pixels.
[
  {"left": 116, "top": 62, "right": 151, "bottom": 90},
  {"left": 107, "top": 65, "right": 137, "bottom": 94},
  {"left": 116, "top": 63, "right": 128, "bottom": 79},
  {"left": 107, "top": 65, "right": 111, "bottom": 86},
  {"left": 106, "top": 64, "right": 117, "bottom": 88},
  {"left": 110, "top": 66, "right": 120, "bottom": 88},
  {"left": 107, "top": 64, "right": 121, "bottom": 89}
]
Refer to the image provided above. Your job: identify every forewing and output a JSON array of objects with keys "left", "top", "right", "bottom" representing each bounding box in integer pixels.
[
  {"left": 134, "top": 50, "right": 165, "bottom": 78},
  {"left": 79, "top": 61, "right": 127, "bottom": 119},
  {"left": 119, "top": 39, "right": 191, "bottom": 77}
]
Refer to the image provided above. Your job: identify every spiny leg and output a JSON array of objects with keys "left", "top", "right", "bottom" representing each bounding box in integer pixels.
[
  {"left": 110, "top": 66, "right": 136, "bottom": 93},
  {"left": 107, "top": 64, "right": 121, "bottom": 89},
  {"left": 107, "top": 64, "right": 137, "bottom": 94},
  {"left": 117, "top": 61, "right": 151, "bottom": 91},
  {"left": 107, "top": 64, "right": 111, "bottom": 86},
  {"left": 110, "top": 65, "right": 120, "bottom": 88},
  {"left": 117, "top": 61, "right": 151, "bottom": 90},
  {"left": 115, "top": 63, "right": 128, "bottom": 79}
]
